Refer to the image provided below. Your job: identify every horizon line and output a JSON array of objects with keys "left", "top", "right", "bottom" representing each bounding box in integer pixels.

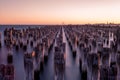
[{"left": 0, "top": 23, "right": 120, "bottom": 25}]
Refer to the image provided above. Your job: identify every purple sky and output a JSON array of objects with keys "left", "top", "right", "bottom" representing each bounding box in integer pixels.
[{"left": 0, "top": 0, "right": 120, "bottom": 24}]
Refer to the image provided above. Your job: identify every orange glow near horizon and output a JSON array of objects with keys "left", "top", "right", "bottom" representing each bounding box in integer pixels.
[{"left": 0, "top": 0, "right": 120, "bottom": 25}]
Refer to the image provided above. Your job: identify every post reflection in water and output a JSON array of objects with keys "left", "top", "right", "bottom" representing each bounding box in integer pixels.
[{"left": 0, "top": 25, "right": 120, "bottom": 80}]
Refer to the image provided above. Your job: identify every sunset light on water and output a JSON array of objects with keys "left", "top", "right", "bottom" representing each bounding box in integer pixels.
[{"left": 0, "top": 0, "right": 120, "bottom": 80}]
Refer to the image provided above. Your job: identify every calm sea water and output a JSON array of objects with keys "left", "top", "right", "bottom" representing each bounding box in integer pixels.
[{"left": 0, "top": 25, "right": 81, "bottom": 80}]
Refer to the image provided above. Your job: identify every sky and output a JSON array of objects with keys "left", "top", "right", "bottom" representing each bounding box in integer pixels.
[{"left": 0, "top": 0, "right": 120, "bottom": 25}]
